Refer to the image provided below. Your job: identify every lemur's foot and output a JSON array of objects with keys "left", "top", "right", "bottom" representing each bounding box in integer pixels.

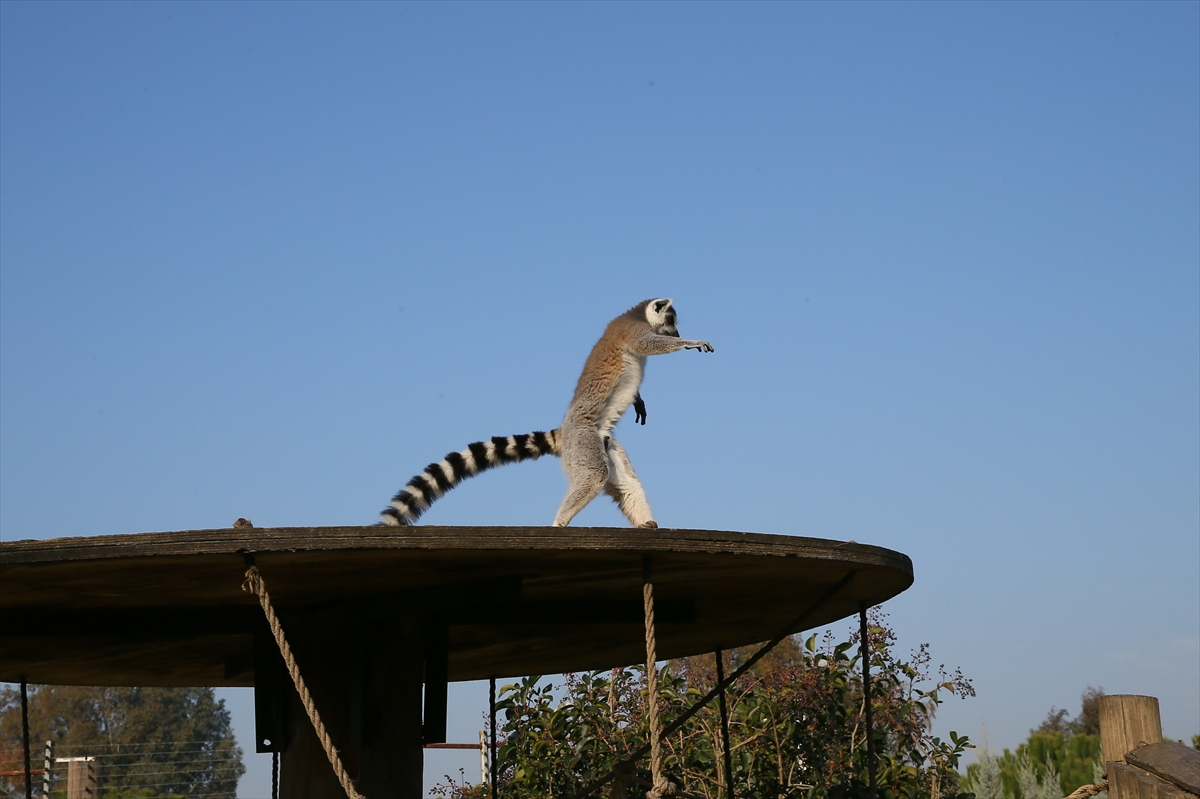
[{"left": 638, "top": 520, "right": 659, "bottom": 529}]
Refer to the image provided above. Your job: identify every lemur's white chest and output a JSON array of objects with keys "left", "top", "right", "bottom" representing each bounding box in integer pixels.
[{"left": 598, "top": 353, "right": 646, "bottom": 434}]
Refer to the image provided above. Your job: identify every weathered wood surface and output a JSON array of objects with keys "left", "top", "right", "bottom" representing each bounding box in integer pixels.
[
  {"left": 0, "top": 526, "right": 912, "bottom": 686},
  {"left": 1109, "top": 762, "right": 1194, "bottom": 799},
  {"left": 1126, "top": 742, "right": 1200, "bottom": 796},
  {"left": 1101, "top": 695, "right": 1164, "bottom": 766}
]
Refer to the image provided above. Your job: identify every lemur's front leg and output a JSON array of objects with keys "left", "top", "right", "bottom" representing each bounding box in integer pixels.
[{"left": 633, "top": 392, "right": 647, "bottom": 425}]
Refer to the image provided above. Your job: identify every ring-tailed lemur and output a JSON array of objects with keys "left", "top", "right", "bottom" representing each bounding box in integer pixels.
[{"left": 380, "top": 298, "right": 714, "bottom": 528}]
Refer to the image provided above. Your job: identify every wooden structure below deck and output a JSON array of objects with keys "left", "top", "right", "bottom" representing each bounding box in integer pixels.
[{"left": 1, "top": 526, "right": 914, "bottom": 798}]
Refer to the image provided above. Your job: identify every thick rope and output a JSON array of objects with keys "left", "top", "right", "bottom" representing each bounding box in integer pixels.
[
  {"left": 1064, "top": 782, "right": 1108, "bottom": 799},
  {"left": 643, "top": 564, "right": 675, "bottom": 798},
  {"left": 242, "top": 565, "right": 365, "bottom": 799}
]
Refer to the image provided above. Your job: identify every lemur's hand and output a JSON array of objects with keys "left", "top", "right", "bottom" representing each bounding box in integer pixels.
[
  {"left": 633, "top": 393, "right": 647, "bottom": 425},
  {"left": 685, "top": 341, "right": 714, "bottom": 353}
]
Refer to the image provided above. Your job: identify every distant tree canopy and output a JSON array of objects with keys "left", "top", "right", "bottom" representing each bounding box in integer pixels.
[
  {"left": 1031, "top": 687, "right": 1103, "bottom": 739},
  {"left": 0, "top": 685, "right": 244, "bottom": 799},
  {"left": 434, "top": 610, "right": 976, "bottom": 799}
]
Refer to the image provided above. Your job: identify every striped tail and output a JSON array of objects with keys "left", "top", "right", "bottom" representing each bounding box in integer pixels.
[{"left": 380, "top": 429, "right": 562, "bottom": 525}]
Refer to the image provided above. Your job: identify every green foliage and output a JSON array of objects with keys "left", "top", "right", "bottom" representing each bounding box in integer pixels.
[
  {"left": 963, "top": 688, "right": 1108, "bottom": 799},
  {"left": 0, "top": 685, "right": 244, "bottom": 799},
  {"left": 434, "top": 611, "right": 976, "bottom": 799},
  {"left": 963, "top": 748, "right": 1005, "bottom": 799},
  {"left": 1014, "top": 751, "right": 1061, "bottom": 799}
]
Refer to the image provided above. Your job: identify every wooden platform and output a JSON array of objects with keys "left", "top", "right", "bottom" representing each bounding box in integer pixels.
[{"left": 0, "top": 526, "right": 913, "bottom": 687}]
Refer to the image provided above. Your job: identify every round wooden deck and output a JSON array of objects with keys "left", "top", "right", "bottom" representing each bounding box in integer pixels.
[
  {"left": 2, "top": 526, "right": 913, "bottom": 796},
  {"left": 1, "top": 525, "right": 912, "bottom": 686}
]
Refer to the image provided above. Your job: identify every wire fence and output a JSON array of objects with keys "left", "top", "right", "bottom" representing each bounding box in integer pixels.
[{"left": 0, "top": 741, "right": 242, "bottom": 799}]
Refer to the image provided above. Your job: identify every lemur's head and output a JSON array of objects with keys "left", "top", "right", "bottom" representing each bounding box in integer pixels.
[{"left": 643, "top": 298, "right": 679, "bottom": 337}]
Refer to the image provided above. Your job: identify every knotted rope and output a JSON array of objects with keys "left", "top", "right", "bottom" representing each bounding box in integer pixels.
[
  {"left": 242, "top": 565, "right": 365, "bottom": 799},
  {"left": 643, "top": 559, "right": 675, "bottom": 799},
  {"left": 1064, "top": 782, "right": 1109, "bottom": 799}
]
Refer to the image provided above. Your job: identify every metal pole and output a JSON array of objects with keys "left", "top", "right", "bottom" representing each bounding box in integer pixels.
[
  {"left": 489, "top": 675, "right": 498, "bottom": 797},
  {"left": 41, "top": 741, "right": 52, "bottom": 799},
  {"left": 271, "top": 750, "right": 279, "bottom": 799},
  {"left": 714, "top": 649, "right": 734, "bottom": 799},
  {"left": 859, "top": 604, "right": 876, "bottom": 799},
  {"left": 20, "top": 678, "right": 32, "bottom": 799}
]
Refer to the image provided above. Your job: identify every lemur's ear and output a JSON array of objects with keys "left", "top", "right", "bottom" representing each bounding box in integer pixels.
[{"left": 653, "top": 299, "right": 673, "bottom": 313}]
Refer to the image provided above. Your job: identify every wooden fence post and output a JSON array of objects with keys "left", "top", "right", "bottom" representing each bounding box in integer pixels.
[
  {"left": 65, "top": 758, "right": 99, "bottom": 799},
  {"left": 1098, "top": 695, "right": 1162, "bottom": 799}
]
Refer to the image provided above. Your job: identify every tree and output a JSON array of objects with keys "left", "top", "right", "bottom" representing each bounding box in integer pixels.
[
  {"left": 434, "top": 610, "right": 976, "bottom": 799},
  {"left": 965, "top": 747, "right": 1004, "bottom": 799},
  {"left": 0, "top": 685, "right": 244, "bottom": 799}
]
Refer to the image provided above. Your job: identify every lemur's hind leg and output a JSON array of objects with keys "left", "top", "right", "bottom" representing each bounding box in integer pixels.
[
  {"left": 553, "top": 427, "right": 609, "bottom": 527},
  {"left": 602, "top": 437, "right": 656, "bottom": 528}
]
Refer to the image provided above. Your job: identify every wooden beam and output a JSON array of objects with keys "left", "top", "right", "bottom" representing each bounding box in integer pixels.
[
  {"left": 254, "top": 621, "right": 290, "bottom": 754},
  {"left": 423, "top": 619, "right": 449, "bottom": 745},
  {"left": 1124, "top": 742, "right": 1200, "bottom": 795}
]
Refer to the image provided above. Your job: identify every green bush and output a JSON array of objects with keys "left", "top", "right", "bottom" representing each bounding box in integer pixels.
[{"left": 434, "top": 611, "right": 975, "bottom": 799}]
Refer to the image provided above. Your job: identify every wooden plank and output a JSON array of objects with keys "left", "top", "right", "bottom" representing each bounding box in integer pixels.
[
  {"left": 1155, "top": 787, "right": 1191, "bottom": 799},
  {"left": 0, "top": 526, "right": 913, "bottom": 569},
  {"left": 1126, "top": 742, "right": 1200, "bottom": 795},
  {"left": 1111, "top": 762, "right": 1147, "bottom": 799},
  {"left": 422, "top": 619, "right": 449, "bottom": 745},
  {"left": 444, "top": 599, "right": 694, "bottom": 625},
  {"left": 253, "top": 622, "right": 290, "bottom": 754}
]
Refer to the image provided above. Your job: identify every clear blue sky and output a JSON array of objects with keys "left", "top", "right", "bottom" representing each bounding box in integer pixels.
[{"left": 2, "top": 2, "right": 1197, "bottom": 796}]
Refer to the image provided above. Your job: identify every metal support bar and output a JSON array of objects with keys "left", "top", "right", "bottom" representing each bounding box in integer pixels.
[
  {"left": 860, "top": 604, "right": 876, "bottom": 799},
  {"left": 20, "top": 678, "right": 31, "bottom": 799},
  {"left": 489, "top": 676, "right": 498, "bottom": 797},
  {"left": 715, "top": 649, "right": 734, "bottom": 799}
]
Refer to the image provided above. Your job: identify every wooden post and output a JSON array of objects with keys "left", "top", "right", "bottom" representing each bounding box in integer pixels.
[
  {"left": 479, "top": 730, "right": 488, "bottom": 787},
  {"left": 1099, "top": 694, "right": 1162, "bottom": 799},
  {"left": 422, "top": 620, "right": 449, "bottom": 745},
  {"left": 277, "top": 608, "right": 425, "bottom": 798},
  {"left": 41, "top": 741, "right": 52, "bottom": 799},
  {"left": 65, "top": 759, "right": 98, "bottom": 799}
]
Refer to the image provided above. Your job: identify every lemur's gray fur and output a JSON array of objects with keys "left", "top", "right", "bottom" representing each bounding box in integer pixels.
[{"left": 380, "top": 299, "right": 714, "bottom": 527}]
